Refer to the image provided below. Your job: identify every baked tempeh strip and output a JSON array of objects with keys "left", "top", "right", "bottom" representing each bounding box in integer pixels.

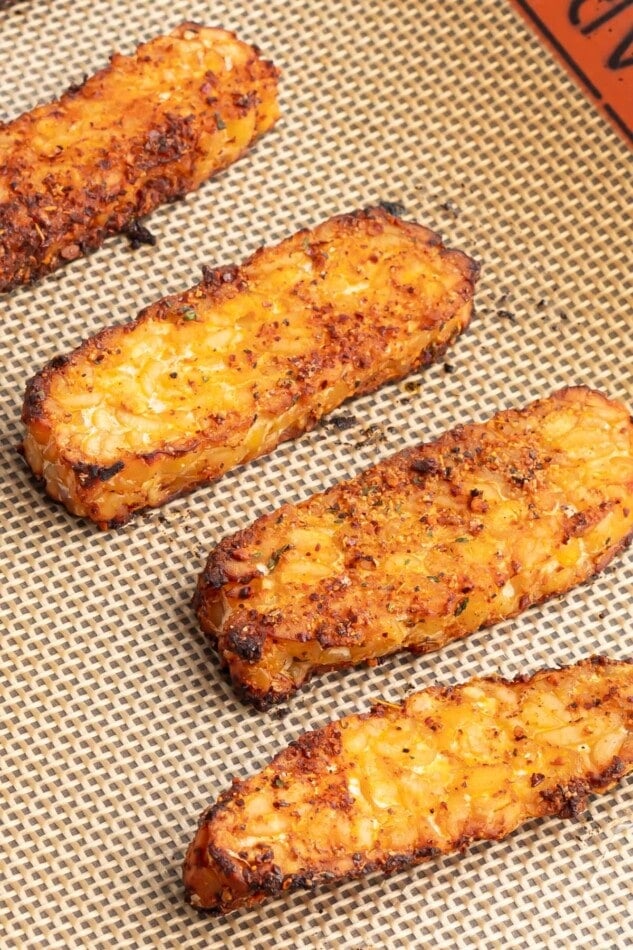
[
  {"left": 21, "top": 208, "right": 478, "bottom": 527},
  {"left": 183, "top": 656, "right": 633, "bottom": 914},
  {"left": 0, "top": 23, "right": 280, "bottom": 292},
  {"left": 195, "top": 387, "right": 633, "bottom": 708}
]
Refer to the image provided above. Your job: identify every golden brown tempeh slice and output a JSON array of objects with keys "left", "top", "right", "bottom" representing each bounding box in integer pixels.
[
  {"left": 0, "top": 23, "right": 280, "bottom": 292},
  {"left": 21, "top": 208, "right": 478, "bottom": 527},
  {"left": 195, "top": 387, "right": 633, "bottom": 708},
  {"left": 183, "top": 656, "right": 633, "bottom": 914}
]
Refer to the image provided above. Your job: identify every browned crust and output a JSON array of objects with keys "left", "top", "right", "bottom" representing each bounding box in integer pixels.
[
  {"left": 0, "top": 23, "right": 280, "bottom": 292},
  {"left": 195, "top": 386, "right": 633, "bottom": 708},
  {"left": 22, "top": 208, "right": 477, "bottom": 429},
  {"left": 21, "top": 207, "right": 479, "bottom": 527},
  {"left": 182, "top": 656, "right": 633, "bottom": 914}
]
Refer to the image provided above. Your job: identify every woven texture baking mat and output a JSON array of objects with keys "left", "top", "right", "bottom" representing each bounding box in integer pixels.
[{"left": 1, "top": 1, "right": 631, "bottom": 947}]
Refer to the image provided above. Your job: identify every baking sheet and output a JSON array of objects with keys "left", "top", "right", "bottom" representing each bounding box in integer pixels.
[{"left": 1, "top": 1, "right": 632, "bottom": 947}]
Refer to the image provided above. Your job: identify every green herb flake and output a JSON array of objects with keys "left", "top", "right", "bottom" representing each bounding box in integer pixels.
[
  {"left": 427, "top": 575, "right": 440, "bottom": 583},
  {"left": 267, "top": 544, "right": 291, "bottom": 572},
  {"left": 271, "top": 775, "right": 284, "bottom": 788},
  {"left": 181, "top": 308, "right": 197, "bottom": 321},
  {"left": 454, "top": 537, "right": 469, "bottom": 543},
  {"left": 454, "top": 597, "right": 469, "bottom": 617},
  {"left": 215, "top": 112, "right": 227, "bottom": 130}
]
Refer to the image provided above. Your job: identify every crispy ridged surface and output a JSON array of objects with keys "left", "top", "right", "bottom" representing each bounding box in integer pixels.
[
  {"left": 0, "top": 23, "right": 280, "bottom": 292},
  {"left": 183, "top": 656, "right": 633, "bottom": 914},
  {"left": 21, "top": 208, "right": 478, "bottom": 527},
  {"left": 195, "top": 387, "right": 633, "bottom": 708}
]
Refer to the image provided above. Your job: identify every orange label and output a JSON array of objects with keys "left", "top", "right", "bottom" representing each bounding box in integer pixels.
[{"left": 510, "top": 0, "right": 633, "bottom": 144}]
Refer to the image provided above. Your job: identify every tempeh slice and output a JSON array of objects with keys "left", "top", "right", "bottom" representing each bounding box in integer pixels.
[
  {"left": 21, "top": 208, "right": 478, "bottom": 527},
  {"left": 195, "top": 387, "right": 633, "bottom": 708},
  {"left": 183, "top": 656, "right": 633, "bottom": 914},
  {"left": 0, "top": 23, "right": 280, "bottom": 292}
]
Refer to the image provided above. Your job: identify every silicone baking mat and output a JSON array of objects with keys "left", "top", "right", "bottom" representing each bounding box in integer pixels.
[{"left": 2, "top": 1, "right": 632, "bottom": 947}]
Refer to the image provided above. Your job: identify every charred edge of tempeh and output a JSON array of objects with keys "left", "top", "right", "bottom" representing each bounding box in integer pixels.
[
  {"left": 0, "top": 23, "right": 280, "bottom": 292},
  {"left": 182, "top": 656, "right": 633, "bottom": 914}
]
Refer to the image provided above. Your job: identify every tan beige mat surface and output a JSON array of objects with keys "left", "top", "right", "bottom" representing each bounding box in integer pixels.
[{"left": 2, "top": 1, "right": 631, "bottom": 947}]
